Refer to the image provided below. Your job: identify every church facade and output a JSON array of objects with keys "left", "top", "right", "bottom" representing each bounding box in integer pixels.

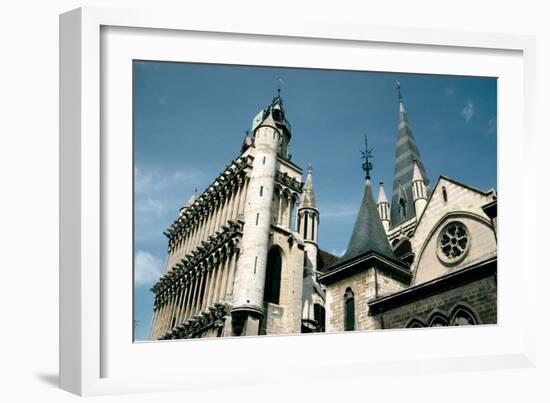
[{"left": 148, "top": 85, "right": 497, "bottom": 340}]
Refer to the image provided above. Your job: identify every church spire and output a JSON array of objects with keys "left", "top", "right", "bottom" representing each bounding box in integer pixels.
[
  {"left": 334, "top": 142, "right": 398, "bottom": 267},
  {"left": 300, "top": 163, "right": 317, "bottom": 209},
  {"left": 298, "top": 163, "right": 319, "bottom": 245},
  {"left": 389, "top": 82, "right": 428, "bottom": 227},
  {"left": 377, "top": 182, "right": 390, "bottom": 232}
]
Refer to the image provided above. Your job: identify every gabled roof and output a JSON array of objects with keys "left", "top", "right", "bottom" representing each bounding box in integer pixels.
[
  {"left": 331, "top": 179, "right": 400, "bottom": 269},
  {"left": 410, "top": 175, "right": 495, "bottom": 238}
]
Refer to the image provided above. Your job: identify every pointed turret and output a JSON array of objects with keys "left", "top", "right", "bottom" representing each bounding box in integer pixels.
[
  {"left": 298, "top": 164, "right": 319, "bottom": 244},
  {"left": 411, "top": 159, "right": 428, "bottom": 218},
  {"left": 251, "top": 88, "right": 292, "bottom": 160},
  {"left": 335, "top": 178, "right": 399, "bottom": 267},
  {"left": 377, "top": 182, "right": 390, "bottom": 232},
  {"left": 390, "top": 82, "right": 429, "bottom": 227}
]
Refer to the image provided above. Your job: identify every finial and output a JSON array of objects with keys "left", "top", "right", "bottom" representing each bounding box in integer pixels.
[
  {"left": 307, "top": 163, "right": 312, "bottom": 174},
  {"left": 277, "top": 77, "right": 283, "bottom": 96},
  {"left": 396, "top": 80, "right": 402, "bottom": 102},
  {"left": 361, "top": 133, "right": 374, "bottom": 180}
]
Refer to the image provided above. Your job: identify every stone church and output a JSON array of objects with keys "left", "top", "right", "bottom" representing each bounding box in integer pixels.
[{"left": 148, "top": 85, "right": 497, "bottom": 340}]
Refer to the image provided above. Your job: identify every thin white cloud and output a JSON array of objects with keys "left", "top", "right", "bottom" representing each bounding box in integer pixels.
[
  {"left": 136, "top": 197, "right": 165, "bottom": 217},
  {"left": 135, "top": 250, "right": 163, "bottom": 285},
  {"left": 461, "top": 101, "right": 475, "bottom": 122},
  {"left": 135, "top": 166, "right": 204, "bottom": 194},
  {"left": 321, "top": 203, "right": 358, "bottom": 219}
]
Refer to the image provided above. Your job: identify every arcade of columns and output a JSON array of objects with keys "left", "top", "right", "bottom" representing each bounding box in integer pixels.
[
  {"left": 150, "top": 155, "right": 252, "bottom": 340},
  {"left": 150, "top": 156, "right": 303, "bottom": 340}
]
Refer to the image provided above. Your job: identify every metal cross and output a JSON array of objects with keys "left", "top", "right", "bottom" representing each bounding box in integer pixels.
[{"left": 361, "top": 133, "right": 374, "bottom": 179}]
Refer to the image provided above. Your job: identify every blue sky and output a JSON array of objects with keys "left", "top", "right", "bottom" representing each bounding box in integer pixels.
[{"left": 133, "top": 61, "right": 497, "bottom": 340}]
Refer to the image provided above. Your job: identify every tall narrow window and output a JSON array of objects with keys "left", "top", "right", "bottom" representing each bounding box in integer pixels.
[
  {"left": 264, "top": 248, "right": 282, "bottom": 304},
  {"left": 262, "top": 156, "right": 266, "bottom": 165},
  {"left": 256, "top": 212, "right": 260, "bottom": 225},
  {"left": 303, "top": 213, "right": 308, "bottom": 239},
  {"left": 259, "top": 186, "right": 263, "bottom": 196},
  {"left": 442, "top": 186, "right": 448, "bottom": 202},
  {"left": 311, "top": 216, "right": 315, "bottom": 241},
  {"left": 314, "top": 303, "right": 326, "bottom": 332},
  {"left": 344, "top": 288, "right": 355, "bottom": 331}
]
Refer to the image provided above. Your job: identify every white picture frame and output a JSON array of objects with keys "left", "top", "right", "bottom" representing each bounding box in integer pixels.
[{"left": 59, "top": 6, "right": 537, "bottom": 396}]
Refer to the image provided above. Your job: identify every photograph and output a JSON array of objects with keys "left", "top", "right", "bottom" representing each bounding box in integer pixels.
[{"left": 133, "top": 61, "right": 498, "bottom": 341}]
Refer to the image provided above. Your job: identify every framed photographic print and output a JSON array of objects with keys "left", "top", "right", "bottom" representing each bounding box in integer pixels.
[{"left": 60, "top": 7, "right": 536, "bottom": 396}]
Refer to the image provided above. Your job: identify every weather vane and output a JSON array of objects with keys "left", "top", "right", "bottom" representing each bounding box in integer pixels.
[{"left": 361, "top": 133, "right": 374, "bottom": 179}]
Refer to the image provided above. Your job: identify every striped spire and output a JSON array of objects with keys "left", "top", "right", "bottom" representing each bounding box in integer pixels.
[{"left": 389, "top": 82, "right": 428, "bottom": 226}]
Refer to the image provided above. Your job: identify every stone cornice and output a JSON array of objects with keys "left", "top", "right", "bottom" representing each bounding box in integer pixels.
[
  {"left": 163, "top": 155, "right": 254, "bottom": 243},
  {"left": 158, "top": 303, "right": 231, "bottom": 340},
  {"left": 368, "top": 257, "right": 497, "bottom": 315},
  {"left": 318, "top": 251, "right": 411, "bottom": 285},
  {"left": 275, "top": 170, "right": 303, "bottom": 194},
  {"left": 151, "top": 220, "right": 243, "bottom": 304}
]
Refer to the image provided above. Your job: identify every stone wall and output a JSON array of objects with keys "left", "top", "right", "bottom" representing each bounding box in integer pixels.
[
  {"left": 325, "top": 265, "right": 409, "bottom": 332},
  {"left": 411, "top": 178, "right": 496, "bottom": 284},
  {"left": 377, "top": 274, "right": 497, "bottom": 328}
]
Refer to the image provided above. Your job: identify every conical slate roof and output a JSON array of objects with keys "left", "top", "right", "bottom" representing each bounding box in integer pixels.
[
  {"left": 300, "top": 164, "right": 316, "bottom": 209},
  {"left": 334, "top": 179, "right": 398, "bottom": 267},
  {"left": 389, "top": 87, "right": 428, "bottom": 226}
]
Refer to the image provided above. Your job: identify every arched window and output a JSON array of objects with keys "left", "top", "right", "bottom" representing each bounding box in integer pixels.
[
  {"left": 406, "top": 319, "right": 425, "bottom": 328},
  {"left": 264, "top": 248, "right": 282, "bottom": 304},
  {"left": 442, "top": 186, "right": 448, "bottom": 202},
  {"left": 428, "top": 313, "right": 448, "bottom": 327},
  {"left": 344, "top": 288, "right": 355, "bottom": 331},
  {"left": 451, "top": 307, "right": 478, "bottom": 326}
]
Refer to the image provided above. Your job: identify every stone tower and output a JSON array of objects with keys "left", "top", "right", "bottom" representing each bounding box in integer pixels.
[
  {"left": 298, "top": 164, "right": 323, "bottom": 332},
  {"left": 377, "top": 182, "right": 390, "bottom": 232},
  {"left": 231, "top": 93, "right": 304, "bottom": 336},
  {"left": 411, "top": 159, "right": 428, "bottom": 219},
  {"left": 149, "top": 92, "right": 305, "bottom": 340}
]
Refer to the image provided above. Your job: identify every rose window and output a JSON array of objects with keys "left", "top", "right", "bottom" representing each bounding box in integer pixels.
[{"left": 437, "top": 221, "right": 470, "bottom": 264}]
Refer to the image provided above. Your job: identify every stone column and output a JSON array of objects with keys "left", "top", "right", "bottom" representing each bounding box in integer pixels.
[
  {"left": 226, "top": 249, "right": 238, "bottom": 296},
  {"left": 219, "top": 251, "right": 231, "bottom": 301},
  {"left": 204, "top": 262, "right": 216, "bottom": 309},
  {"left": 184, "top": 274, "right": 198, "bottom": 320},
  {"left": 194, "top": 268, "right": 206, "bottom": 316},
  {"left": 277, "top": 190, "right": 283, "bottom": 225},
  {"left": 230, "top": 184, "right": 240, "bottom": 220},
  {"left": 286, "top": 194, "right": 293, "bottom": 229},
  {"left": 175, "top": 280, "right": 189, "bottom": 324},
  {"left": 237, "top": 177, "right": 248, "bottom": 219},
  {"left": 180, "top": 279, "right": 192, "bottom": 322},
  {"left": 212, "top": 257, "right": 224, "bottom": 304}
]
